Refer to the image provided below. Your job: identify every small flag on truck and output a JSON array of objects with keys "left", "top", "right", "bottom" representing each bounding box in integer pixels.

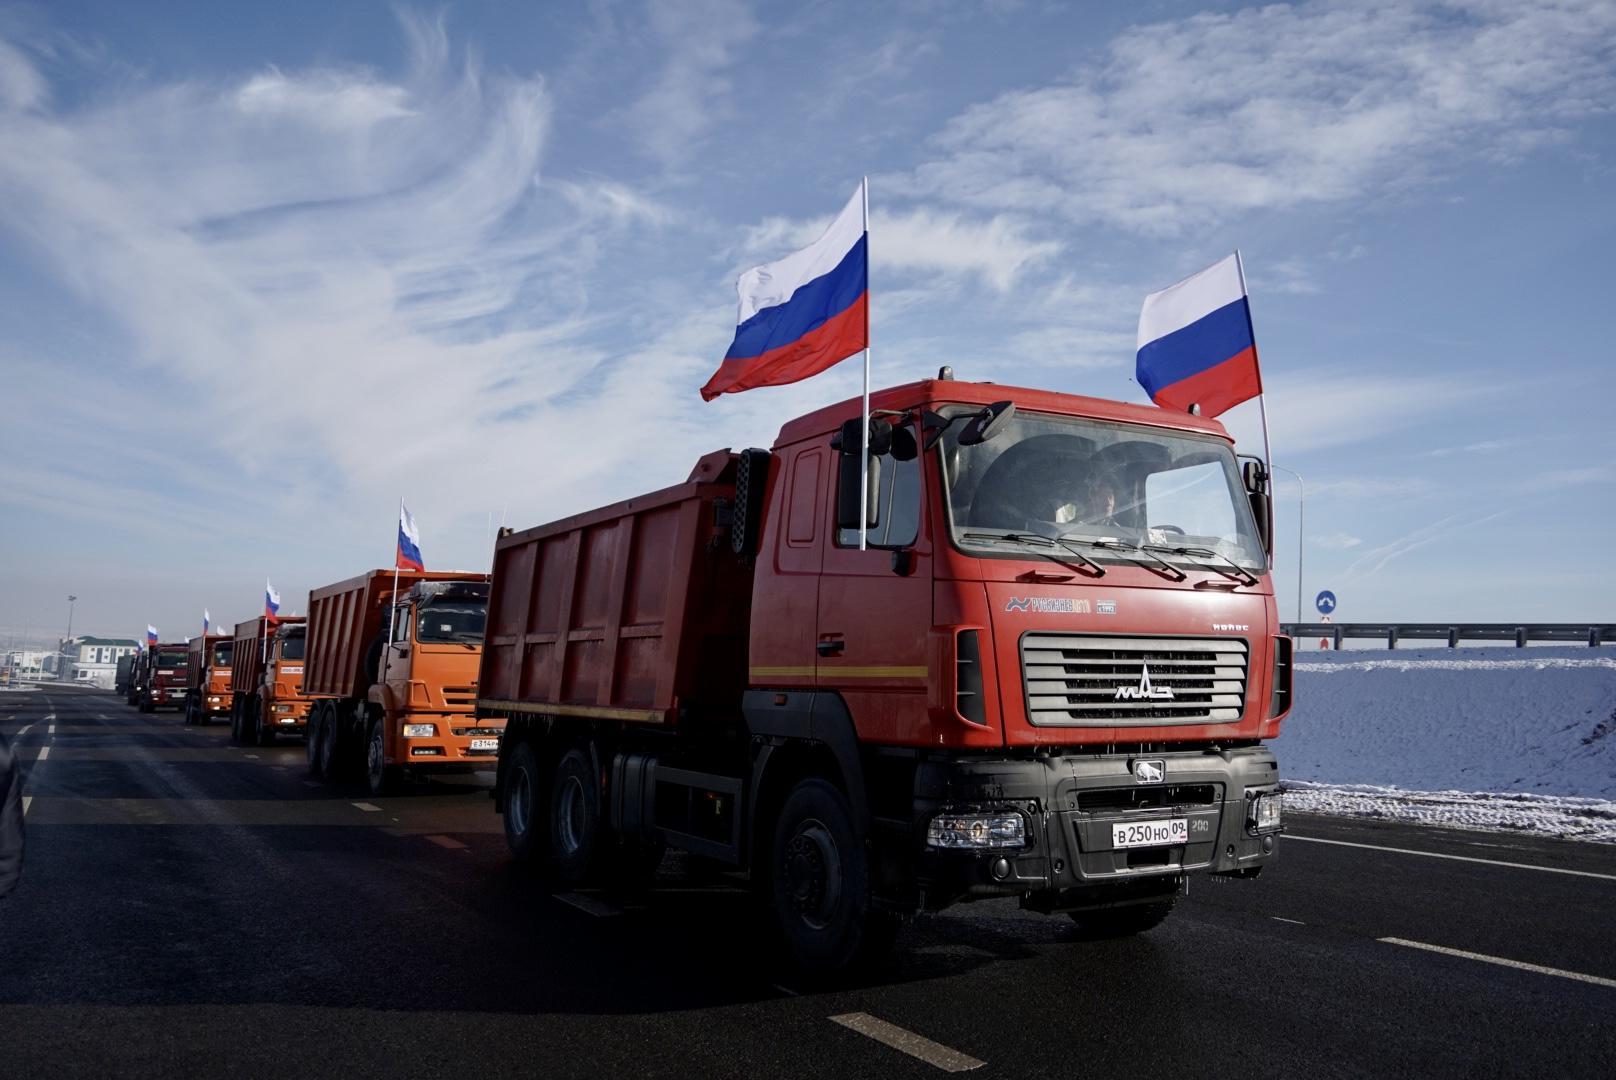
[
  {"left": 202, "top": 609, "right": 210, "bottom": 636},
  {"left": 397, "top": 502, "right": 424, "bottom": 572},
  {"left": 146, "top": 625, "right": 158, "bottom": 646},
  {"left": 1136, "top": 252, "right": 1262, "bottom": 419},
  {"left": 264, "top": 581, "right": 281, "bottom": 626},
  {"left": 702, "top": 179, "right": 868, "bottom": 401}
]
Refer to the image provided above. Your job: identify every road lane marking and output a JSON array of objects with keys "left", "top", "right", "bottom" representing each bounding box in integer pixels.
[
  {"left": 243, "top": 753, "right": 259, "bottom": 759},
  {"left": 555, "top": 892, "right": 621, "bottom": 918},
  {"left": 829, "top": 1013, "right": 985, "bottom": 1072},
  {"left": 17, "top": 724, "right": 32, "bottom": 737},
  {"left": 1288, "top": 834, "right": 1616, "bottom": 882},
  {"left": 424, "top": 834, "right": 468, "bottom": 850},
  {"left": 351, "top": 802, "right": 382, "bottom": 812},
  {"left": 37, "top": 746, "right": 50, "bottom": 761},
  {"left": 1380, "top": 938, "right": 1616, "bottom": 989},
  {"left": 22, "top": 796, "right": 31, "bottom": 816},
  {"left": 1271, "top": 917, "right": 1306, "bottom": 925},
  {"left": 48, "top": 724, "right": 55, "bottom": 734}
]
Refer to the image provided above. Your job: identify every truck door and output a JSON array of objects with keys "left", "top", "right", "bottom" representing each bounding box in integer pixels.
[
  {"left": 749, "top": 444, "right": 827, "bottom": 688},
  {"left": 815, "top": 429, "right": 932, "bottom": 743}
]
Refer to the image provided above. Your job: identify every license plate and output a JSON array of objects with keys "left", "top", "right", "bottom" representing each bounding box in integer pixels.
[
  {"left": 1112, "top": 818, "right": 1189, "bottom": 849},
  {"left": 470, "top": 738, "right": 499, "bottom": 752}
]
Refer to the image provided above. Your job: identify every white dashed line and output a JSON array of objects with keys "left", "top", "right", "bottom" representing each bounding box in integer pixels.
[
  {"left": 36, "top": 746, "right": 50, "bottom": 761},
  {"left": 22, "top": 796, "right": 31, "bottom": 816},
  {"left": 1380, "top": 938, "right": 1616, "bottom": 990},
  {"left": 1271, "top": 916, "right": 1305, "bottom": 925},
  {"left": 17, "top": 724, "right": 32, "bottom": 737},
  {"left": 48, "top": 724, "right": 55, "bottom": 734},
  {"left": 351, "top": 802, "right": 382, "bottom": 812},
  {"left": 243, "top": 753, "right": 259, "bottom": 759},
  {"left": 1288, "top": 834, "right": 1616, "bottom": 882},
  {"left": 555, "top": 892, "right": 622, "bottom": 918},
  {"left": 829, "top": 1013, "right": 985, "bottom": 1072},
  {"left": 424, "top": 835, "right": 468, "bottom": 850}
]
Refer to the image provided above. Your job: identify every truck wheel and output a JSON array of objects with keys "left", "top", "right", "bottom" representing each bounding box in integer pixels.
[
  {"left": 138, "top": 696, "right": 153, "bottom": 714},
  {"left": 256, "top": 702, "right": 277, "bottom": 747},
  {"left": 1067, "top": 893, "right": 1179, "bottom": 939},
  {"left": 547, "top": 747, "right": 601, "bottom": 885},
  {"left": 769, "top": 778, "right": 896, "bottom": 974},
  {"left": 365, "top": 717, "right": 399, "bottom": 796},
  {"left": 502, "top": 741, "right": 547, "bottom": 864},
  {"left": 317, "top": 705, "right": 341, "bottom": 779},
  {"left": 306, "top": 707, "right": 325, "bottom": 778}
]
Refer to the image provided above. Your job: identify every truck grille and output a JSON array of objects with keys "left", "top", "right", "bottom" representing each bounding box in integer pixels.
[
  {"left": 442, "top": 685, "right": 477, "bottom": 708},
  {"left": 1021, "top": 634, "right": 1248, "bottom": 726}
]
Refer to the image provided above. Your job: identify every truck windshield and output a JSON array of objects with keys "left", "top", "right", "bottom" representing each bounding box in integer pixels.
[
  {"left": 278, "top": 629, "right": 305, "bottom": 660},
  {"left": 156, "top": 650, "right": 188, "bottom": 669},
  {"left": 939, "top": 407, "right": 1265, "bottom": 571},
  {"left": 212, "top": 643, "right": 232, "bottom": 667},
  {"left": 417, "top": 601, "right": 487, "bottom": 644}
]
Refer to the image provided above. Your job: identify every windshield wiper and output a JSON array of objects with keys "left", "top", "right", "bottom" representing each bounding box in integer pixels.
[
  {"left": 1146, "top": 543, "right": 1260, "bottom": 587},
  {"left": 961, "top": 531, "right": 1106, "bottom": 577},
  {"left": 1055, "top": 534, "right": 1187, "bottom": 582}
]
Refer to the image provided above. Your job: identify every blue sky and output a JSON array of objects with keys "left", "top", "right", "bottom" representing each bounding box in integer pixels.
[{"left": 1, "top": 0, "right": 1613, "bottom": 644}]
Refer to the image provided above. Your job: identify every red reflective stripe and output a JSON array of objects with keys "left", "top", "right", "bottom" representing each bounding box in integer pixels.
[
  {"left": 701, "top": 292, "right": 867, "bottom": 401},
  {"left": 1150, "top": 345, "right": 1261, "bottom": 418}
]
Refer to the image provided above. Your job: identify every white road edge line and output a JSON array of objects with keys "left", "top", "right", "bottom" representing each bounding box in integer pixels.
[
  {"left": 351, "top": 802, "right": 382, "bottom": 812},
  {"left": 1380, "top": 937, "right": 1616, "bottom": 990},
  {"left": 829, "top": 1013, "right": 985, "bottom": 1073},
  {"left": 1288, "top": 834, "right": 1616, "bottom": 882},
  {"left": 555, "top": 892, "right": 622, "bottom": 918}
]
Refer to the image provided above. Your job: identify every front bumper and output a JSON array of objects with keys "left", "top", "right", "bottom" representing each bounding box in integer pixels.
[
  {"left": 912, "top": 746, "right": 1280, "bottom": 911},
  {"left": 393, "top": 717, "right": 504, "bottom": 768}
]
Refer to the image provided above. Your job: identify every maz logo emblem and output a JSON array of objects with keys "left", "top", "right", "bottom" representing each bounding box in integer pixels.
[{"left": 1114, "top": 663, "right": 1175, "bottom": 701}]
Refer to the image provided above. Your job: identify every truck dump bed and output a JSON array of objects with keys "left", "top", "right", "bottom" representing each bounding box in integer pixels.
[
  {"left": 305, "top": 569, "right": 484, "bottom": 699},
  {"left": 478, "top": 450, "right": 753, "bottom": 725}
]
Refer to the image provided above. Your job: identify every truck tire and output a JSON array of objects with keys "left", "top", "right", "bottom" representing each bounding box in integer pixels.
[
  {"left": 502, "top": 740, "right": 546, "bottom": 865},
  {"left": 305, "top": 707, "right": 325, "bottom": 778},
  {"left": 365, "top": 717, "right": 399, "bottom": 797},
  {"left": 138, "top": 696, "right": 153, "bottom": 714},
  {"left": 240, "top": 697, "right": 258, "bottom": 745},
  {"left": 256, "top": 701, "right": 277, "bottom": 747},
  {"left": 547, "top": 746, "right": 601, "bottom": 886},
  {"left": 769, "top": 778, "right": 897, "bottom": 975},
  {"left": 316, "top": 705, "right": 342, "bottom": 779},
  {"left": 1067, "top": 893, "right": 1178, "bottom": 939}
]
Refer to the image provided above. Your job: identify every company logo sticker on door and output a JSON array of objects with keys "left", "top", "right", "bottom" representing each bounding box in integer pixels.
[{"left": 1005, "top": 597, "right": 1091, "bottom": 614}]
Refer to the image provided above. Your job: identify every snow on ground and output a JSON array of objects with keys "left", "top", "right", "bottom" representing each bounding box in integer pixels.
[{"left": 1275, "top": 646, "right": 1616, "bottom": 842}]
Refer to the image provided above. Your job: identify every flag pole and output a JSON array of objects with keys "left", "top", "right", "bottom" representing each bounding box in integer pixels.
[
  {"left": 1234, "top": 249, "right": 1275, "bottom": 570},
  {"left": 385, "top": 500, "right": 401, "bottom": 683},
  {"left": 859, "top": 176, "right": 871, "bottom": 552}
]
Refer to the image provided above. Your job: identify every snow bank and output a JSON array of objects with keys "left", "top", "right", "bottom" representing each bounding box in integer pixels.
[{"left": 1274, "top": 646, "right": 1616, "bottom": 840}]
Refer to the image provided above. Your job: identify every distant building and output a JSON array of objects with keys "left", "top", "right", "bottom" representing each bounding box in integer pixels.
[
  {"left": 1, "top": 650, "right": 53, "bottom": 681},
  {"left": 58, "top": 637, "right": 140, "bottom": 689}
]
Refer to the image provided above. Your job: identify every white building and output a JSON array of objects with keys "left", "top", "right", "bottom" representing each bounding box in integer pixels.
[
  {"left": 59, "top": 637, "right": 140, "bottom": 689},
  {"left": 2, "top": 649, "right": 53, "bottom": 681}
]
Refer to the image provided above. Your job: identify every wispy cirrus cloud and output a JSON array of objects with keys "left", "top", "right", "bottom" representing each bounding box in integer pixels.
[{"left": 895, "top": 0, "right": 1616, "bottom": 234}]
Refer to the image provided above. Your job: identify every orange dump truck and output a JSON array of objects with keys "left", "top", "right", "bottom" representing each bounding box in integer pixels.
[
  {"left": 184, "top": 633, "right": 234, "bottom": 726},
  {"left": 302, "top": 569, "right": 501, "bottom": 795},
  {"left": 230, "top": 616, "right": 314, "bottom": 746}
]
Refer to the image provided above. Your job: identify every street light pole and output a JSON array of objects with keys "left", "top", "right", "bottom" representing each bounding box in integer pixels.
[
  {"left": 1269, "top": 466, "right": 1304, "bottom": 626},
  {"left": 64, "top": 593, "right": 78, "bottom": 682}
]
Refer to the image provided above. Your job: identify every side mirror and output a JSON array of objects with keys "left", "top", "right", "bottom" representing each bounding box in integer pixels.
[
  {"left": 1240, "top": 457, "right": 1272, "bottom": 555},
  {"left": 1242, "top": 458, "right": 1268, "bottom": 494},
  {"left": 837, "top": 451, "right": 881, "bottom": 532},
  {"left": 958, "top": 400, "right": 1016, "bottom": 446},
  {"left": 831, "top": 417, "right": 893, "bottom": 457}
]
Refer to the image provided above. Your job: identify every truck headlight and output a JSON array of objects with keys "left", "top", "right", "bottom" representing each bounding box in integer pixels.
[
  {"left": 926, "top": 811, "right": 1026, "bottom": 849},
  {"left": 1247, "top": 791, "right": 1281, "bottom": 832},
  {"left": 403, "top": 723, "right": 437, "bottom": 738}
]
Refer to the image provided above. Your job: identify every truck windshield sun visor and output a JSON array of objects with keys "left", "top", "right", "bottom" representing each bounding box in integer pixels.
[{"left": 939, "top": 407, "right": 1266, "bottom": 572}]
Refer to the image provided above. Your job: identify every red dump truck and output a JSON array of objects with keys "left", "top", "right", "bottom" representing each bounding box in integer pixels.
[
  {"left": 231, "top": 616, "right": 314, "bottom": 746},
  {"left": 303, "top": 569, "right": 502, "bottom": 795},
  {"left": 480, "top": 374, "right": 1291, "bottom": 972},
  {"left": 184, "top": 633, "right": 234, "bottom": 726},
  {"left": 136, "top": 643, "right": 190, "bottom": 713}
]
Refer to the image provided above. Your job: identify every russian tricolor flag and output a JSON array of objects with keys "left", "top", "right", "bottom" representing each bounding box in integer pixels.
[
  {"left": 146, "top": 625, "right": 159, "bottom": 646},
  {"left": 396, "top": 503, "right": 424, "bottom": 572},
  {"left": 203, "top": 609, "right": 210, "bottom": 636},
  {"left": 1137, "top": 253, "right": 1262, "bottom": 419},
  {"left": 702, "top": 180, "right": 868, "bottom": 401},
  {"left": 264, "top": 581, "right": 281, "bottom": 626}
]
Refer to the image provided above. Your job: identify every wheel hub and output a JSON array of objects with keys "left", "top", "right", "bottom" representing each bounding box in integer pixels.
[
  {"left": 557, "top": 775, "right": 586, "bottom": 855},
  {"left": 783, "top": 820, "right": 841, "bottom": 930}
]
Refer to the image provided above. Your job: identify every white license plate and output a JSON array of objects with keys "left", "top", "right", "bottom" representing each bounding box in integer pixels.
[
  {"left": 1112, "top": 818, "right": 1189, "bottom": 849},
  {"left": 470, "top": 738, "right": 499, "bottom": 752}
]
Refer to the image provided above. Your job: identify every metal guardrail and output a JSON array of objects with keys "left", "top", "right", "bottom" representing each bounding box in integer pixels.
[{"left": 1279, "top": 623, "right": 1616, "bottom": 649}]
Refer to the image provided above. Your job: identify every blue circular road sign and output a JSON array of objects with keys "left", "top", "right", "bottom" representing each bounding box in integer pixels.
[{"left": 1315, "top": 590, "right": 1337, "bottom": 615}]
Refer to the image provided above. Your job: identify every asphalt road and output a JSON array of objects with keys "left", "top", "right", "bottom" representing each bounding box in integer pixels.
[{"left": 2, "top": 684, "right": 1613, "bottom": 1079}]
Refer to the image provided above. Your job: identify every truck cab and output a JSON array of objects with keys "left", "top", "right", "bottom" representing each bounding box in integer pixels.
[
  {"left": 259, "top": 623, "right": 312, "bottom": 740},
  {"left": 185, "top": 635, "right": 233, "bottom": 726},
  {"left": 369, "top": 580, "right": 498, "bottom": 787},
  {"left": 139, "top": 645, "right": 190, "bottom": 713}
]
